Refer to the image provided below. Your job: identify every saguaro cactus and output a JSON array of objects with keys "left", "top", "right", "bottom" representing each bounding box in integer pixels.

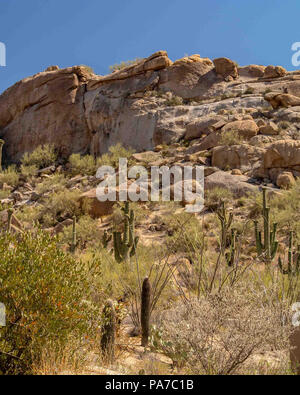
[
  {"left": 101, "top": 300, "right": 116, "bottom": 363},
  {"left": 113, "top": 202, "right": 139, "bottom": 263},
  {"left": 254, "top": 187, "right": 278, "bottom": 262},
  {"left": 70, "top": 216, "right": 77, "bottom": 253},
  {"left": 225, "top": 228, "right": 239, "bottom": 267},
  {"left": 0, "top": 139, "right": 4, "bottom": 172},
  {"left": 217, "top": 201, "right": 233, "bottom": 253},
  {"left": 278, "top": 231, "right": 300, "bottom": 275},
  {"left": 141, "top": 277, "right": 151, "bottom": 347},
  {"left": 7, "top": 208, "right": 13, "bottom": 233},
  {"left": 102, "top": 230, "right": 112, "bottom": 249}
]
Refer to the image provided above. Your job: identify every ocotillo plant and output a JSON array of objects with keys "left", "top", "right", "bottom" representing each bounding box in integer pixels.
[
  {"left": 217, "top": 201, "right": 233, "bottom": 254},
  {"left": 7, "top": 208, "right": 13, "bottom": 233},
  {"left": 101, "top": 300, "right": 116, "bottom": 364},
  {"left": 70, "top": 216, "right": 77, "bottom": 253},
  {"left": 254, "top": 187, "right": 278, "bottom": 262},
  {"left": 113, "top": 202, "right": 139, "bottom": 263},
  {"left": 278, "top": 231, "right": 300, "bottom": 275},
  {"left": 141, "top": 277, "right": 151, "bottom": 347},
  {"left": 0, "top": 139, "right": 4, "bottom": 172}
]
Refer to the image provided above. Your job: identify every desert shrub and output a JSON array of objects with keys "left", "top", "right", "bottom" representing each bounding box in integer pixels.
[
  {"left": 20, "top": 164, "right": 38, "bottom": 179},
  {"left": 205, "top": 187, "right": 233, "bottom": 210},
  {"left": 0, "top": 231, "right": 101, "bottom": 374},
  {"left": 109, "top": 58, "right": 143, "bottom": 73},
  {"left": 278, "top": 121, "right": 290, "bottom": 130},
  {"left": 36, "top": 174, "right": 68, "bottom": 195},
  {"left": 38, "top": 189, "right": 86, "bottom": 227},
  {"left": 96, "top": 143, "right": 135, "bottom": 169},
  {"left": 165, "top": 92, "right": 183, "bottom": 107},
  {"left": 219, "top": 130, "right": 243, "bottom": 146},
  {"left": 68, "top": 154, "right": 96, "bottom": 176},
  {"left": 22, "top": 144, "right": 56, "bottom": 169},
  {"left": 0, "top": 165, "right": 19, "bottom": 187},
  {"left": 244, "top": 87, "right": 255, "bottom": 95},
  {"left": 151, "top": 283, "right": 291, "bottom": 375},
  {"left": 62, "top": 215, "right": 102, "bottom": 249}
]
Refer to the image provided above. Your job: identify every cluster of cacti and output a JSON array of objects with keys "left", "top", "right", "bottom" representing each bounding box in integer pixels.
[
  {"left": 278, "top": 231, "right": 300, "bottom": 275},
  {"left": 0, "top": 139, "right": 4, "bottom": 172},
  {"left": 100, "top": 300, "right": 116, "bottom": 363},
  {"left": 70, "top": 215, "right": 77, "bottom": 253},
  {"left": 7, "top": 208, "right": 13, "bottom": 233},
  {"left": 113, "top": 202, "right": 139, "bottom": 263},
  {"left": 254, "top": 187, "right": 278, "bottom": 262},
  {"left": 141, "top": 277, "right": 151, "bottom": 347}
]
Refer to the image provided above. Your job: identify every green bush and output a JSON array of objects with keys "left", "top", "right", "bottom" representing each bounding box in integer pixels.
[
  {"left": 0, "top": 231, "right": 101, "bottom": 374},
  {"left": 97, "top": 144, "right": 135, "bottom": 169},
  {"left": 219, "top": 130, "right": 243, "bottom": 146},
  {"left": 68, "top": 154, "right": 96, "bottom": 176},
  {"left": 21, "top": 145, "right": 56, "bottom": 169},
  {"left": 109, "top": 58, "right": 143, "bottom": 73},
  {"left": 62, "top": 215, "right": 102, "bottom": 249}
]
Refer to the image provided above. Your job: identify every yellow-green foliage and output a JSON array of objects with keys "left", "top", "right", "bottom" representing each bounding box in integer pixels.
[
  {"left": 68, "top": 154, "right": 96, "bottom": 176},
  {"left": 20, "top": 164, "right": 38, "bottom": 179},
  {"left": 109, "top": 58, "right": 143, "bottom": 73},
  {"left": 96, "top": 144, "right": 135, "bottom": 169},
  {"left": 0, "top": 230, "right": 101, "bottom": 374},
  {"left": 22, "top": 144, "right": 56, "bottom": 169},
  {"left": 219, "top": 130, "right": 243, "bottom": 146},
  {"left": 36, "top": 174, "right": 68, "bottom": 195},
  {"left": 0, "top": 165, "right": 19, "bottom": 187},
  {"left": 39, "top": 189, "right": 85, "bottom": 227},
  {"left": 62, "top": 215, "right": 102, "bottom": 249},
  {"left": 205, "top": 187, "right": 234, "bottom": 209}
]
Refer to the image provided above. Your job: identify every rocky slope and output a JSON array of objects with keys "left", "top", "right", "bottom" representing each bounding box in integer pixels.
[{"left": 0, "top": 51, "right": 300, "bottom": 188}]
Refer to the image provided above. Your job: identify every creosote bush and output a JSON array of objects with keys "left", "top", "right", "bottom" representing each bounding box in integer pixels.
[
  {"left": 0, "top": 165, "right": 19, "bottom": 187},
  {"left": 0, "top": 230, "right": 101, "bottom": 374},
  {"left": 22, "top": 144, "right": 56, "bottom": 169}
]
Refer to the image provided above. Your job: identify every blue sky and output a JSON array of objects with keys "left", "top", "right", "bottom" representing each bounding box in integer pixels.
[{"left": 0, "top": 0, "right": 299, "bottom": 94}]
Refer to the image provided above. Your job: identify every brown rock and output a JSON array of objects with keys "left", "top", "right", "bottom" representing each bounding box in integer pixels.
[
  {"left": 264, "top": 65, "right": 287, "bottom": 79},
  {"left": 184, "top": 115, "right": 226, "bottom": 141},
  {"left": 276, "top": 172, "right": 296, "bottom": 189},
  {"left": 80, "top": 189, "right": 115, "bottom": 218},
  {"left": 221, "top": 120, "right": 259, "bottom": 139},
  {"left": 259, "top": 121, "right": 279, "bottom": 136},
  {"left": 205, "top": 171, "right": 258, "bottom": 197},
  {"left": 264, "top": 140, "right": 300, "bottom": 170},
  {"left": 238, "top": 65, "right": 266, "bottom": 78},
  {"left": 213, "top": 57, "right": 238, "bottom": 80},
  {"left": 265, "top": 92, "right": 300, "bottom": 109}
]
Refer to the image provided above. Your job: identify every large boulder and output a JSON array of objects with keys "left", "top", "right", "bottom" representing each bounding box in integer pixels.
[
  {"left": 213, "top": 57, "right": 238, "bottom": 80},
  {"left": 265, "top": 92, "right": 300, "bottom": 109},
  {"left": 184, "top": 115, "right": 226, "bottom": 140},
  {"left": 263, "top": 140, "right": 300, "bottom": 171},
  {"left": 221, "top": 120, "right": 259, "bottom": 139},
  {"left": 263, "top": 65, "right": 287, "bottom": 79},
  {"left": 276, "top": 172, "right": 296, "bottom": 190},
  {"left": 205, "top": 171, "right": 258, "bottom": 197},
  {"left": 212, "top": 144, "right": 265, "bottom": 172}
]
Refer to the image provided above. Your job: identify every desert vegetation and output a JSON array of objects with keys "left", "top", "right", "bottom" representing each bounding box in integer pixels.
[{"left": 0, "top": 142, "right": 299, "bottom": 375}]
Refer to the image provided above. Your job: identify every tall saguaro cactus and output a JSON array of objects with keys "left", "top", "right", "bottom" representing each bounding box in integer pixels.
[
  {"left": 113, "top": 202, "right": 139, "bottom": 263},
  {"left": 278, "top": 231, "right": 300, "bottom": 275},
  {"left": 0, "top": 139, "right": 4, "bottom": 172},
  {"left": 217, "top": 201, "right": 233, "bottom": 254},
  {"left": 101, "top": 300, "right": 116, "bottom": 364},
  {"left": 254, "top": 187, "right": 278, "bottom": 262},
  {"left": 141, "top": 277, "right": 151, "bottom": 347}
]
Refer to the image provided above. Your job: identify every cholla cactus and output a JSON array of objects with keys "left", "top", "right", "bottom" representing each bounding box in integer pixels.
[
  {"left": 141, "top": 277, "right": 151, "bottom": 347},
  {"left": 113, "top": 202, "right": 139, "bottom": 263},
  {"left": 101, "top": 300, "right": 116, "bottom": 363},
  {"left": 254, "top": 187, "right": 278, "bottom": 262},
  {"left": 0, "top": 139, "right": 4, "bottom": 172},
  {"left": 278, "top": 231, "right": 300, "bottom": 275}
]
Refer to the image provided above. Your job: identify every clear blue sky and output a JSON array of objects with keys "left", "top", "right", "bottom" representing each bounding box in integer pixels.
[{"left": 0, "top": 0, "right": 300, "bottom": 94}]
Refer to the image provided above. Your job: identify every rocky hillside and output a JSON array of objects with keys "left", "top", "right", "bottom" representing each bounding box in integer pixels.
[{"left": 0, "top": 51, "right": 300, "bottom": 189}]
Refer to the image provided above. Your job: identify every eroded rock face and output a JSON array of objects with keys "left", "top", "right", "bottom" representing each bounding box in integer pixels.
[{"left": 0, "top": 50, "right": 299, "bottom": 174}]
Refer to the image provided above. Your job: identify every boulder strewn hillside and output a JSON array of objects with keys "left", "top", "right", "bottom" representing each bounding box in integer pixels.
[{"left": 0, "top": 50, "right": 299, "bottom": 187}]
